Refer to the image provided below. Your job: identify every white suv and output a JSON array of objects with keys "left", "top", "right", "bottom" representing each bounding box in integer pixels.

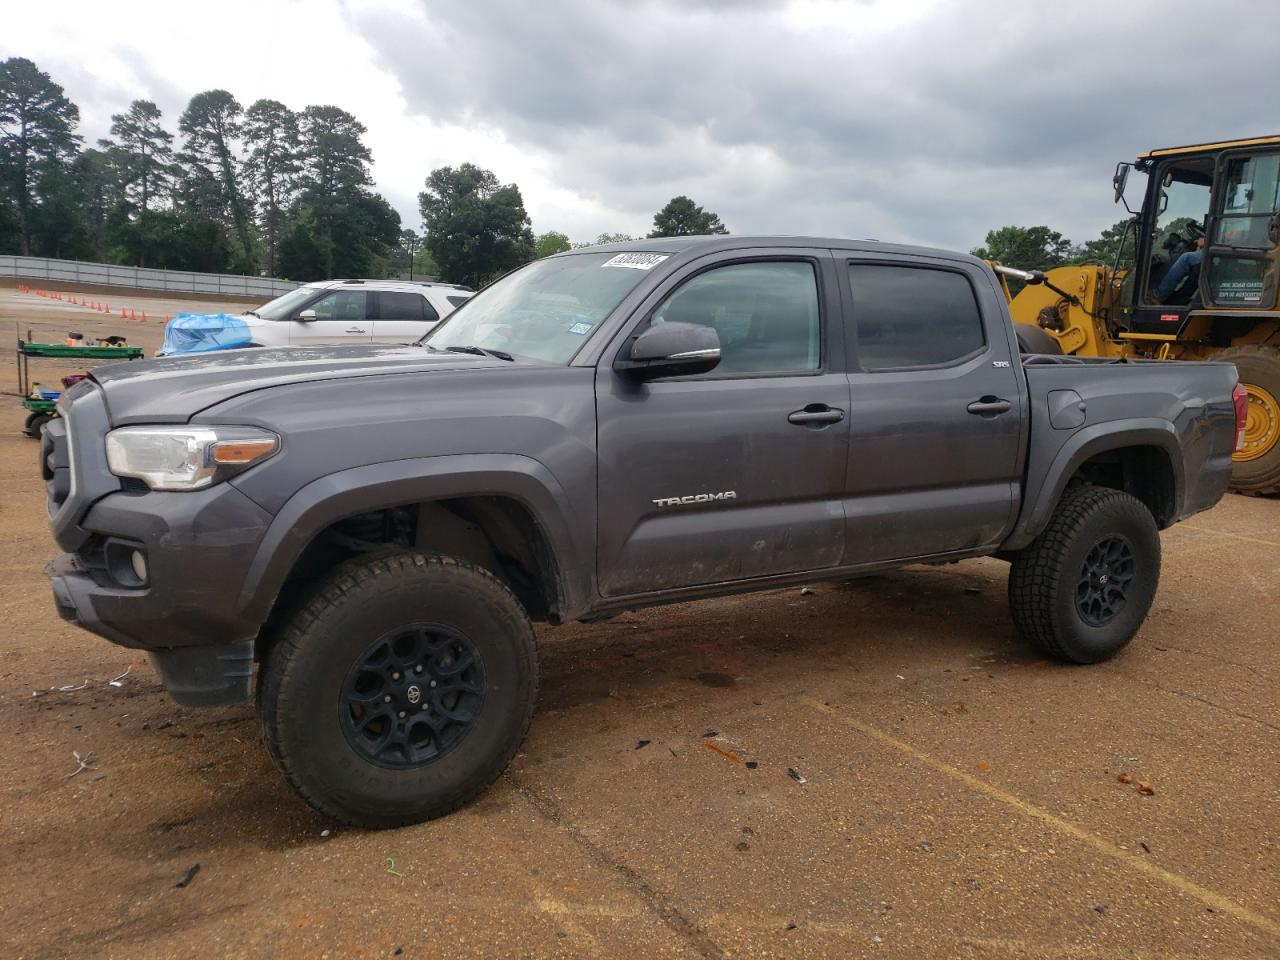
[{"left": 241, "top": 279, "right": 473, "bottom": 347}]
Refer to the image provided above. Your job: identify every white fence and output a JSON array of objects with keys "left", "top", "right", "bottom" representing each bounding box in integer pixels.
[{"left": 0, "top": 256, "right": 299, "bottom": 299}]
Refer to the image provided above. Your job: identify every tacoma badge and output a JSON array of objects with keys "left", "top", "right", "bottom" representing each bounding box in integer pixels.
[{"left": 652, "top": 491, "right": 737, "bottom": 507}]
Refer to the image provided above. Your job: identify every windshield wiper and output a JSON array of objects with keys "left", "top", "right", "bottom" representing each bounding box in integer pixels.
[
  {"left": 245, "top": 310, "right": 261, "bottom": 318},
  {"left": 445, "top": 344, "right": 514, "bottom": 361}
]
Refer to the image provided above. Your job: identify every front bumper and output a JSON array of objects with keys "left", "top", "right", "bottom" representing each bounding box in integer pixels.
[
  {"left": 46, "top": 445, "right": 275, "bottom": 705},
  {"left": 50, "top": 554, "right": 254, "bottom": 706}
]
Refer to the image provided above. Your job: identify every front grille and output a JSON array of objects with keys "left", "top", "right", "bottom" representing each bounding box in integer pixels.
[{"left": 42, "top": 420, "right": 71, "bottom": 513}]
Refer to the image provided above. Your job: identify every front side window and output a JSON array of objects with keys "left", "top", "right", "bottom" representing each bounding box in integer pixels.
[
  {"left": 645, "top": 261, "right": 821, "bottom": 375},
  {"left": 849, "top": 264, "right": 985, "bottom": 370},
  {"left": 426, "top": 252, "right": 663, "bottom": 363},
  {"left": 311, "top": 290, "right": 367, "bottom": 321}
]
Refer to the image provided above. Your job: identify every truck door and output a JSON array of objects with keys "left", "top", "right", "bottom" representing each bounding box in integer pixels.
[
  {"left": 289, "top": 289, "right": 372, "bottom": 344},
  {"left": 594, "top": 250, "right": 850, "bottom": 597},
  {"left": 1203, "top": 149, "right": 1280, "bottom": 309},
  {"left": 839, "top": 255, "right": 1023, "bottom": 563}
]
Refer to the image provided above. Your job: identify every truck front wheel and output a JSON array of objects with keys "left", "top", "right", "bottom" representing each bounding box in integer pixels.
[
  {"left": 1008, "top": 486, "right": 1160, "bottom": 664},
  {"left": 258, "top": 552, "right": 538, "bottom": 827}
]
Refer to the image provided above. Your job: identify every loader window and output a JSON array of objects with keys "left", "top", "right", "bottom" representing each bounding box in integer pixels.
[{"left": 848, "top": 264, "right": 985, "bottom": 370}]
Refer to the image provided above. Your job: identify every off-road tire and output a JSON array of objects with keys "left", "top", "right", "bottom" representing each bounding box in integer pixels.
[
  {"left": 1216, "top": 345, "right": 1280, "bottom": 495},
  {"left": 1008, "top": 486, "right": 1160, "bottom": 664},
  {"left": 258, "top": 551, "right": 538, "bottom": 828}
]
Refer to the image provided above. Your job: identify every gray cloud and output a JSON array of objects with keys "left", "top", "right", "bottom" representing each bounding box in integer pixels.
[{"left": 354, "top": 0, "right": 1280, "bottom": 248}]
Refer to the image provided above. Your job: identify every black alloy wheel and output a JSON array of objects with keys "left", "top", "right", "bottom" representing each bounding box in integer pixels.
[{"left": 340, "top": 623, "right": 486, "bottom": 769}]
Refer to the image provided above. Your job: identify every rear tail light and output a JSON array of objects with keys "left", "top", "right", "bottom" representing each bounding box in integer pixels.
[{"left": 1232, "top": 381, "right": 1249, "bottom": 451}]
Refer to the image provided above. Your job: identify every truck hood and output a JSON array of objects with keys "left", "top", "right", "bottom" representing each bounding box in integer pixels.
[{"left": 90, "top": 343, "right": 504, "bottom": 425}]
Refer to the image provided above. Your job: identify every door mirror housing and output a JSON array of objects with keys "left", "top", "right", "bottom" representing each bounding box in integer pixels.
[
  {"left": 616, "top": 322, "right": 721, "bottom": 380},
  {"left": 296, "top": 309, "right": 317, "bottom": 322}
]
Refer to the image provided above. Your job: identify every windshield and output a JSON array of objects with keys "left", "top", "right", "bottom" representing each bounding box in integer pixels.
[
  {"left": 255, "top": 286, "right": 318, "bottom": 321},
  {"left": 425, "top": 252, "right": 667, "bottom": 363}
]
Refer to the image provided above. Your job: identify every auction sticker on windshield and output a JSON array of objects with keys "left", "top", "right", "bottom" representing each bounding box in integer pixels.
[{"left": 602, "top": 253, "right": 669, "bottom": 270}]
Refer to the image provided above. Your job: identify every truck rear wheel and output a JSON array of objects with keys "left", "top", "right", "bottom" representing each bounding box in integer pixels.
[
  {"left": 258, "top": 551, "right": 538, "bottom": 828},
  {"left": 1008, "top": 486, "right": 1160, "bottom": 664},
  {"left": 1217, "top": 345, "right": 1280, "bottom": 495}
]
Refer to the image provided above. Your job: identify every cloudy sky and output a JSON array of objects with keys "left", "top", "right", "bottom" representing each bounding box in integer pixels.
[{"left": 9, "top": 0, "right": 1279, "bottom": 251}]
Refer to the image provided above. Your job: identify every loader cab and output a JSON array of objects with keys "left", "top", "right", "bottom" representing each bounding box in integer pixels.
[{"left": 1125, "top": 137, "right": 1280, "bottom": 336}]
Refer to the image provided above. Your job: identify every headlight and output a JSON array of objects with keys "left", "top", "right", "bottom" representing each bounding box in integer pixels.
[{"left": 105, "top": 426, "right": 279, "bottom": 491}]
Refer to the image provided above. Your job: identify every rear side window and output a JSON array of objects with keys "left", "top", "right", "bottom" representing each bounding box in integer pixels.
[
  {"left": 848, "top": 264, "right": 985, "bottom": 370},
  {"left": 379, "top": 291, "right": 439, "bottom": 323},
  {"left": 447, "top": 295, "right": 471, "bottom": 309}
]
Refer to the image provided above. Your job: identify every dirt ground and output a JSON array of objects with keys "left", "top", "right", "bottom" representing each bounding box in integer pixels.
[{"left": 1, "top": 287, "right": 1278, "bottom": 959}]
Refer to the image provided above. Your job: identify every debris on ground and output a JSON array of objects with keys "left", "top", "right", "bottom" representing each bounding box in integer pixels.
[
  {"left": 175, "top": 864, "right": 200, "bottom": 889},
  {"left": 787, "top": 767, "right": 807, "bottom": 784},
  {"left": 1118, "top": 772, "right": 1133, "bottom": 784},
  {"left": 66, "top": 751, "right": 93, "bottom": 778},
  {"left": 1137, "top": 780, "right": 1155, "bottom": 796},
  {"left": 320, "top": 829, "right": 331, "bottom": 838},
  {"left": 964, "top": 586, "right": 982, "bottom": 594},
  {"left": 386, "top": 858, "right": 403, "bottom": 877},
  {"left": 703, "top": 740, "right": 743, "bottom": 764},
  {"left": 799, "top": 586, "right": 814, "bottom": 596},
  {"left": 735, "top": 841, "right": 749, "bottom": 852},
  {"left": 745, "top": 761, "right": 758, "bottom": 769},
  {"left": 919, "top": 842, "right": 934, "bottom": 853},
  {"left": 33, "top": 664, "right": 136, "bottom": 698},
  {"left": 1139, "top": 841, "right": 1151, "bottom": 853},
  {"left": 785, "top": 921, "right": 797, "bottom": 931},
  {"left": 635, "top": 739, "right": 650, "bottom": 750}
]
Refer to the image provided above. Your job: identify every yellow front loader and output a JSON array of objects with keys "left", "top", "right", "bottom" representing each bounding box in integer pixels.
[{"left": 1002, "top": 135, "right": 1280, "bottom": 494}]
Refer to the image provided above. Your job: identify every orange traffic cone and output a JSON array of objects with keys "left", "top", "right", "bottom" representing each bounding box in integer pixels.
[
  {"left": 140, "top": 312, "right": 148, "bottom": 323},
  {"left": 120, "top": 307, "right": 126, "bottom": 318}
]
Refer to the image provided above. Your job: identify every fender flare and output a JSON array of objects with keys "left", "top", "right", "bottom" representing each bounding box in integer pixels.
[
  {"left": 235, "top": 454, "right": 589, "bottom": 623},
  {"left": 1003, "top": 419, "right": 1186, "bottom": 550}
]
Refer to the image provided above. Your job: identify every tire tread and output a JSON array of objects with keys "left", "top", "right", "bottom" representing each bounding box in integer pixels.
[{"left": 257, "top": 551, "right": 538, "bottom": 827}]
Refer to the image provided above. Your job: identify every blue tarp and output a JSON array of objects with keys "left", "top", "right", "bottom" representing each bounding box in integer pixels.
[{"left": 160, "top": 312, "right": 253, "bottom": 356}]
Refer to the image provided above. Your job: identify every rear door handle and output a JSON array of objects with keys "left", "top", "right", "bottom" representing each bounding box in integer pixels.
[
  {"left": 788, "top": 406, "right": 845, "bottom": 426},
  {"left": 967, "top": 397, "right": 1012, "bottom": 416}
]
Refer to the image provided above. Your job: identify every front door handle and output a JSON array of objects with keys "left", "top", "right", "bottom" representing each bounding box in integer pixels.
[
  {"left": 345, "top": 327, "right": 367, "bottom": 334},
  {"left": 788, "top": 405, "right": 845, "bottom": 426},
  {"left": 967, "top": 397, "right": 1012, "bottom": 416}
]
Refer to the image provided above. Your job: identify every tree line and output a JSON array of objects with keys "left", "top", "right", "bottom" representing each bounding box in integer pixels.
[
  {"left": 6, "top": 57, "right": 1131, "bottom": 290},
  {"left": 971, "top": 222, "right": 1137, "bottom": 273},
  {"left": 1, "top": 57, "right": 732, "bottom": 288}
]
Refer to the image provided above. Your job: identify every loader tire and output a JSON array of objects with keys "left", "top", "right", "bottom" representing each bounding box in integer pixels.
[
  {"left": 1217, "top": 345, "right": 1280, "bottom": 495},
  {"left": 1015, "top": 324, "right": 1063, "bottom": 356},
  {"left": 1008, "top": 486, "right": 1160, "bottom": 664},
  {"left": 258, "top": 551, "right": 538, "bottom": 828}
]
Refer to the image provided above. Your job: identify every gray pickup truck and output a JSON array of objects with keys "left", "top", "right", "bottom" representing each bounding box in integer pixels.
[{"left": 44, "top": 236, "right": 1243, "bottom": 827}]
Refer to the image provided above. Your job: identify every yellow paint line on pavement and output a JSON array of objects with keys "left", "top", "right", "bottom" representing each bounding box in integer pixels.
[
  {"left": 1181, "top": 524, "right": 1280, "bottom": 549},
  {"left": 804, "top": 698, "right": 1280, "bottom": 940}
]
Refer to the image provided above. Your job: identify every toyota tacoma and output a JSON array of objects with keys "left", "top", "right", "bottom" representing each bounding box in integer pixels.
[{"left": 43, "top": 237, "right": 1245, "bottom": 827}]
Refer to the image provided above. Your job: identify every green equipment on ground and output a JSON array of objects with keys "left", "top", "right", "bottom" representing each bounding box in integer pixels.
[{"left": 17, "top": 337, "right": 144, "bottom": 438}]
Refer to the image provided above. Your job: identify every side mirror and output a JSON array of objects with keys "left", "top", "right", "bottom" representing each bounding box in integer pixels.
[
  {"left": 296, "top": 309, "right": 317, "bottom": 322},
  {"left": 616, "top": 321, "right": 721, "bottom": 380},
  {"left": 1112, "top": 162, "right": 1130, "bottom": 204}
]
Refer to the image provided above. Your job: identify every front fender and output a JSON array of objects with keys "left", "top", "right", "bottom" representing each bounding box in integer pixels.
[
  {"left": 234, "top": 453, "right": 590, "bottom": 625},
  {"left": 1002, "top": 419, "right": 1186, "bottom": 550}
]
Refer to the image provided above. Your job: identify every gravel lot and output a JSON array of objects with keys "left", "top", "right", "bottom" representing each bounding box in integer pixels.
[{"left": 1, "top": 286, "right": 1277, "bottom": 959}]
